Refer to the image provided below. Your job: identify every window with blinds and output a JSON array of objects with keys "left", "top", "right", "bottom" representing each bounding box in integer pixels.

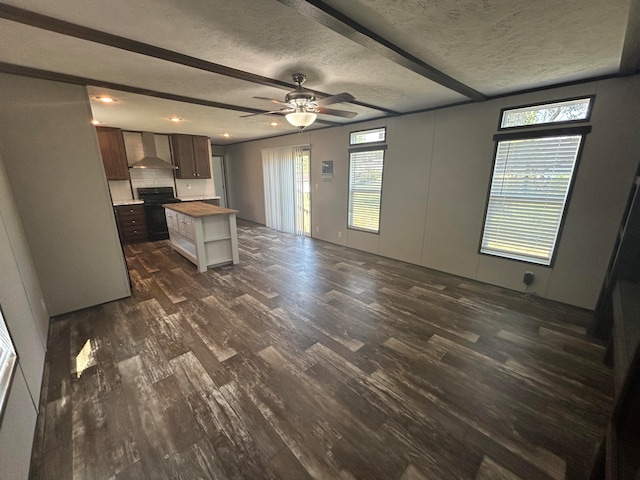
[
  {"left": 348, "top": 148, "right": 385, "bottom": 233},
  {"left": 480, "top": 132, "right": 586, "bottom": 265}
]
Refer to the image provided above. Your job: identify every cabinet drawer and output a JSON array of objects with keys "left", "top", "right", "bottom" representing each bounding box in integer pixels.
[
  {"left": 120, "top": 225, "right": 148, "bottom": 243},
  {"left": 121, "top": 222, "right": 147, "bottom": 235},
  {"left": 119, "top": 216, "right": 145, "bottom": 228},
  {"left": 115, "top": 204, "right": 145, "bottom": 218}
]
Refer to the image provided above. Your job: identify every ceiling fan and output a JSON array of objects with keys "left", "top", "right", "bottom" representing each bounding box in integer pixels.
[{"left": 242, "top": 73, "right": 357, "bottom": 130}]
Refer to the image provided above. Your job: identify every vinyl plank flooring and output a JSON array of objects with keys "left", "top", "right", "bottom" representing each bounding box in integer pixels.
[
  {"left": 103, "top": 387, "right": 139, "bottom": 476},
  {"left": 117, "top": 355, "right": 175, "bottom": 479},
  {"left": 30, "top": 221, "right": 612, "bottom": 480},
  {"left": 70, "top": 368, "right": 114, "bottom": 480}
]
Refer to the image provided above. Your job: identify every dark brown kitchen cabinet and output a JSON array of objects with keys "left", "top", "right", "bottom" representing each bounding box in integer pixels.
[
  {"left": 113, "top": 204, "right": 147, "bottom": 244},
  {"left": 96, "top": 126, "right": 129, "bottom": 180},
  {"left": 170, "top": 134, "right": 211, "bottom": 179}
]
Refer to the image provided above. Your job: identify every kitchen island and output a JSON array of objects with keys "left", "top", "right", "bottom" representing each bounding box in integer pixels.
[{"left": 163, "top": 201, "right": 239, "bottom": 272}]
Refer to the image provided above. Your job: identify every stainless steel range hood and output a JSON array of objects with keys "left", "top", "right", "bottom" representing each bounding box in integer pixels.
[{"left": 130, "top": 132, "right": 177, "bottom": 169}]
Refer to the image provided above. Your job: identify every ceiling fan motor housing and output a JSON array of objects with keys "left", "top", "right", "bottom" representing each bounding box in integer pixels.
[
  {"left": 285, "top": 89, "right": 316, "bottom": 106},
  {"left": 285, "top": 73, "right": 316, "bottom": 107}
]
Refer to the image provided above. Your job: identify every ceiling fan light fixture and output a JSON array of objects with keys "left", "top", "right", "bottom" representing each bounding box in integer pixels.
[{"left": 285, "top": 111, "right": 317, "bottom": 129}]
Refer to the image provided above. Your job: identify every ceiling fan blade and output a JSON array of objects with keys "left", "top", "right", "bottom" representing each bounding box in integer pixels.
[
  {"left": 316, "top": 107, "right": 358, "bottom": 119},
  {"left": 253, "top": 96, "right": 289, "bottom": 106},
  {"left": 239, "top": 109, "right": 287, "bottom": 118},
  {"left": 315, "top": 92, "right": 355, "bottom": 107}
]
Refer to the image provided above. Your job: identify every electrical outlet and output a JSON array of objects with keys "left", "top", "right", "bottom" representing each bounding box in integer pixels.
[
  {"left": 338, "top": 231, "right": 342, "bottom": 238},
  {"left": 187, "top": 184, "right": 192, "bottom": 189},
  {"left": 316, "top": 226, "right": 319, "bottom": 233},
  {"left": 523, "top": 271, "right": 534, "bottom": 285}
]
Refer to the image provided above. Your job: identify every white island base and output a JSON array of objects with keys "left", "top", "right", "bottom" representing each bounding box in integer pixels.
[{"left": 164, "top": 202, "right": 239, "bottom": 272}]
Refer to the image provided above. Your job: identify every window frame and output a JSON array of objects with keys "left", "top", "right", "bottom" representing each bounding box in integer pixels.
[
  {"left": 0, "top": 303, "right": 18, "bottom": 427},
  {"left": 497, "top": 95, "right": 595, "bottom": 132},
  {"left": 478, "top": 125, "right": 592, "bottom": 267},
  {"left": 349, "top": 126, "right": 387, "bottom": 146},
  {"left": 347, "top": 144, "right": 387, "bottom": 234}
]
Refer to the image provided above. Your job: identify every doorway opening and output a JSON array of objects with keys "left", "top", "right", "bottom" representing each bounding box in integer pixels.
[{"left": 212, "top": 155, "right": 229, "bottom": 208}]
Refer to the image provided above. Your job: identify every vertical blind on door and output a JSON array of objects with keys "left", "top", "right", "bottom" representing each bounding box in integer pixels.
[
  {"left": 348, "top": 149, "right": 385, "bottom": 233},
  {"left": 262, "top": 145, "right": 307, "bottom": 235},
  {"left": 480, "top": 134, "right": 583, "bottom": 265}
]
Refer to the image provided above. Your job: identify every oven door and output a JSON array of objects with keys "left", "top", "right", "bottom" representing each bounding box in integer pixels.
[
  {"left": 144, "top": 203, "right": 170, "bottom": 241},
  {"left": 143, "top": 199, "right": 181, "bottom": 241}
]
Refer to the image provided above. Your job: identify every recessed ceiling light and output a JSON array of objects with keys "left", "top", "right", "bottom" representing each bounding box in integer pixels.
[
  {"left": 268, "top": 121, "right": 279, "bottom": 127},
  {"left": 91, "top": 119, "right": 102, "bottom": 125},
  {"left": 222, "top": 133, "right": 230, "bottom": 138},
  {"left": 94, "top": 96, "right": 117, "bottom": 103},
  {"left": 168, "top": 116, "right": 183, "bottom": 123}
]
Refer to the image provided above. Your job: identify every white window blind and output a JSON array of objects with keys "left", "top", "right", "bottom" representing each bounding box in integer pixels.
[
  {"left": 480, "top": 134, "right": 583, "bottom": 265},
  {"left": 348, "top": 149, "right": 385, "bottom": 233},
  {"left": 262, "top": 145, "right": 308, "bottom": 235}
]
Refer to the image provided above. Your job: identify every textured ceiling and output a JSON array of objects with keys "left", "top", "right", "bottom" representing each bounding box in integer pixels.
[
  {"left": 0, "top": 0, "right": 635, "bottom": 144},
  {"left": 322, "top": 0, "right": 631, "bottom": 95}
]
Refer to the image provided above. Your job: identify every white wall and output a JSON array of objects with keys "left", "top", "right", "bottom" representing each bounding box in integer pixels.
[
  {"left": 225, "top": 75, "right": 640, "bottom": 310},
  {"left": 227, "top": 133, "right": 314, "bottom": 225},
  {"left": 0, "top": 151, "right": 48, "bottom": 479},
  {"left": 0, "top": 73, "right": 130, "bottom": 316}
]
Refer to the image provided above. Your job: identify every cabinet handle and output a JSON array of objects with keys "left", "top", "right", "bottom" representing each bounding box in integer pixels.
[
  {"left": 129, "top": 209, "right": 134, "bottom": 212},
  {"left": 131, "top": 220, "right": 136, "bottom": 223}
]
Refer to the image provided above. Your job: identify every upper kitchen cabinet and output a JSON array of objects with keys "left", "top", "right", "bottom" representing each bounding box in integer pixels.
[
  {"left": 96, "top": 127, "right": 129, "bottom": 180},
  {"left": 170, "top": 134, "right": 211, "bottom": 179}
]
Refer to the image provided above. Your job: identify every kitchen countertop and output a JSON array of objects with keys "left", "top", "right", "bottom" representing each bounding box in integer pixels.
[
  {"left": 178, "top": 196, "right": 221, "bottom": 201},
  {"left": 163, "top": 201, "right": 238, "bottom": 218},
  {"left": 112, "top": 199, "right": 144, "bottom": 206}
]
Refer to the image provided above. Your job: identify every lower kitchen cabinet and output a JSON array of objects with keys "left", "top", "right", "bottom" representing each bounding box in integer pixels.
[{"left": 114, "top": 204, "right": 147, "bottom": 244}]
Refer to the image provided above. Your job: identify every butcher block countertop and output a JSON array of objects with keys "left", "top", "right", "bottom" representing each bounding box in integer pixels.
[{"left": 163, "top": 201, "right": 238, "bottom": 218}]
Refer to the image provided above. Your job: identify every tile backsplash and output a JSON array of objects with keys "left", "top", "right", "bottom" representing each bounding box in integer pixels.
[
  {"left": 175, "top": 178, "right": 215, "bottom": 199},
  {"left": 130, "top": 169, "right": 175, "bottom": 198},
  {"left": 108, "top": 180, "right": 133, "bottom": 202}
]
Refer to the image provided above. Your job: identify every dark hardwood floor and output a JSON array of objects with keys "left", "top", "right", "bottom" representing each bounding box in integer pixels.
[{"left": 29, "top": 220, "right": 612, "bottom": 480}]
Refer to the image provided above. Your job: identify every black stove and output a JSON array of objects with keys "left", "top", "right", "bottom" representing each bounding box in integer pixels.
[{"left": 138, "top": 187, "right": 181, "bottom": 241}]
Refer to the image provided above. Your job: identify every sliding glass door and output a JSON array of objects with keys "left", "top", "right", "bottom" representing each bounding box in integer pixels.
[{"left": 262, "top": 145, "right": 311, "bottom": 236}]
